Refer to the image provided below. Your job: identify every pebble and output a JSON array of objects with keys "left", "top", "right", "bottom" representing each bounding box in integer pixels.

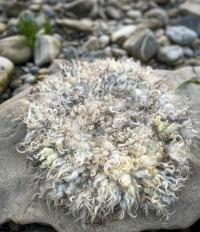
[
  {"left": 83, "top": 36, "right": 100, "bottom": 51},
  {"left": 34, "top": 35, "right": 62, "bottom": 66},
  {"left": 56, "top": 18, "right": 93, "bottom": 32},
  {"left": 63, "top": 0, "right": 93, "bottom": 18},
  {"left": 99, "top": 35, "right": 110, "bottom": 48},
  {"left": 62, "top": 46, "right": 79, "bottom": 60},
  {"left": 0, "top": 22, "right": 6, "bottom": 33},
  {"left": 182, "top": 47, "right": 194, "bottom": 58},
  {"left": 166, "top": 26, "right": 198, "bottom": 46},
  {"left": 105, "top": 6, "right": 122, "bottom": 20},
  {"left": 111, "top": 47, "right": 127, "bottom": 58},
  {"left": 123, "top": 29, "right": 159, "bottom": 62},
  {"left": 0, "top": 56, "right": 15, "bottom": 95},
  {"left": 180, "top": 1, "right": 200, "bottom": 18},
  {"left": 157, "top": 45, "right": 183, "bottom": 63},
  {"left": 173, "top": 16, "right": 200, "bottom": 37},
  {"left": 0, "top": 35, "right": 32, "bottom": 64},
  {"left": 126, "top": 10, "right": 141, "bottom": 20},
  {"left": 145, "top": 8, "right": 169, "bottom": 27},
  {"left": 23, "top": 74, "right": 37, "bottom": 84},
  {"left": 111, "top": 25, "right": 137, "bottom": 45}
]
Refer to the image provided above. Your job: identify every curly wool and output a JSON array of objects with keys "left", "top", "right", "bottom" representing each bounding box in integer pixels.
[{"left": 18, "top": 59, "right": 195, "bottom": 227}]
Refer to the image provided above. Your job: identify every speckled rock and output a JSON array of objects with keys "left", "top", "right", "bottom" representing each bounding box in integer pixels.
[
  {"left": 0, "top": 36, "right": 32, "bottom": 64},
  {"left": 34, "top": 35, "right": 62, "bottom": 66},
  {"left": 123, "top": 29, "right": 159, "bottom": 61},
  {"left": 1, "top": 66, "right": 200, "bottom": 232},
  {"left": 157, "top": 45, "right": 183, "bottom": 63},
  {"left": 0, "top": 57, "right": 14, "bottom": 96},
  {"left": 166, "top": 26, "right": 198, "bottom": 46}
]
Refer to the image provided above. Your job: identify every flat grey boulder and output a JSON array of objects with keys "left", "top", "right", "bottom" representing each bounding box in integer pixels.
[{"left": 0, "top": 66, "right": 200, "bottom": 232}]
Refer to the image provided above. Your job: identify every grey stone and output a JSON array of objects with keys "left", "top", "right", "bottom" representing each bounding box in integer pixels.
[
  {"left": 34, "top": 35, "right": 62, "bottom": 66},
  {"left": 111, "top": 25, "right": 137, "bottom": 45},
  {"left": 183, "top": 47, "right": 194, "bottom": 58},
  {"left": 145, "top": 8, "right": 169, "bottom": 27},
  {"left": 105, "top": 6, "right": 122, "bottom": 20},
  {"left": 63, "top": 46, "right": 79, "bottom": 60},
  {"left": 6, "top": 0, "right": 26, "bottom": 17},
  {"left": 83, "top": 36, "right": 100, "bottom": 51},
  {"left": 126, "top": 10, "right": 142, "bottom": 20},
  {"left": 173, "top": 16, "right": 200, "bottom": 37},
  {"left": 23, "top": 74, "right": 37, "bottom": 84},
  {"left": 0, "top": 35, "right": 32, "bottom": 64},
  {"left": 56, "top": 18, "right": 93, "bottom": 32},
  {"left": 157, "top": 45, "right": 183, "bottom": 63},
  {"left": 1, "top": 67, "right": 200, "bottom": 231},
  {"left": 63, "top": 0, "right": 93, "bottom": 18},
  {"left": 123, "top": 29, "right": 159, "bottom": 61},
  {"left": 0, "top": 57, "right": 14, "bottom": 95},
  {"left": 180, "top": 0, "right": 200, "bottom": 18},
  {"left": 166, "top": 26, "right": 198, "bottom": 46},
  {"left": 99, "top": 35, "right": 110, "bottom": 48}
]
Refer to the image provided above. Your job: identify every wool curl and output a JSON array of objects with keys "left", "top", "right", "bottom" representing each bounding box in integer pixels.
[{"left": 17, "top": 59, "right": 198, "bottom": 228}]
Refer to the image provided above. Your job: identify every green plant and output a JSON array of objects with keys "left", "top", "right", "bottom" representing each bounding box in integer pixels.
[
  {"left": 18, "top": 14, "right": 39, "bottom": 48},
  {"left": 177, "top": 79, "right": 200, "bottom": 90},
  {"left": 18, "top": 13, "right": 52, "bottom": 49},
  {"left": 43, "top": 14, "right": 52, "bottom": 35}
]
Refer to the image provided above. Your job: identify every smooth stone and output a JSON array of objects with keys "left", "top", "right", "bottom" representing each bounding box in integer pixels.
[
  {"left": 56, "top": 18, "right": 93, "bottom": 32},
  {"left": 0, "top": 57, "right": 14, "bottom": 95},
  {"left": 0, "top": 22, "right": 7, "bottom": 33},
  {"left": 99, "top": 35, "right": 110, "bottom": 48},
  {"left": 63, "top": 46, "right": 79, "bottom": 60},
  {"left": 111, "top": 47, "right": 127, "bottom": 58},
  {"left": 10, "top": 79, "right": 23, "bottom": 90},
  {"left": 63, "top": 0, "right": 93, "bottom": 18},
  {"left": 23, "top": 74, "right": 37, "bottom": 84},
  {"left": 105, "top": 6, "right": 122, "bottom": 20},
  {"left": 157, "top": 45, "right": 183, "bottom": 63},
  {"left": 173, "top": 16, "right": 200, "bottom": 37},
  {"left": 126, "top": 10, "right": 142, "bottom": 20},
  {"left": 183, "top": 47, "right": 194, "bottom": 58},
  {"left": 42, "top": 5, "right": 56, "bottom": 18},
  {"left": 34, "top": 35, "right": 62, "bottom": 66},
  {"left": 166, "top": 26, "right": 198, "bottom": 46},
  {"left": 0, "top": 35, "right": 32, "bottom": 64},
  {"left": 1, "top": 66, "right": 200, "bottom": 231},
  {"left": 145, "top": 8, "right": 169, "bottom": 27},
  {"left": 123, "top": 29, "right": 159, "bottom": 61},
  {"left": 111, "top": 25, "right": 137, "bottom": 45},
  {"left": 6, "top": 0, "right": 26, "bottom": 17},
  {"left": 83, "top": 36, "right": 100, "bottom": 51},
  {"left": 180, "top": 0, "right": 200, "bottom": 18}
]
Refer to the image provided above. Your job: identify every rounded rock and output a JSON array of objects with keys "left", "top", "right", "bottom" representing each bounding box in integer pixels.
[
  {"left": 166, "top": 26, "right": 198, "bottom": 46},
  {"left": 157, "top": 45, "right": 183, "bottom": 63},
  {"left": 0, "top": 56, "right": 15, "bottom": 95}
]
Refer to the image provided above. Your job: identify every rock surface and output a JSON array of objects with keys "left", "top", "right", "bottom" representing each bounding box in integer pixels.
[
  {"left": 0, "top": 57, "right": 14, "bottom": 95},
  {"left": 0, "top": 36, "right": 32, "bottom": 64},
  {"left": 1, "top": 67, "right": 200, "bottom": 232}
]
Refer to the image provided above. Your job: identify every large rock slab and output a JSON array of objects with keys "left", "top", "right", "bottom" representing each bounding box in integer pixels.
[{"left": 0, "top": 66, "right": 200, "bottom": 232}]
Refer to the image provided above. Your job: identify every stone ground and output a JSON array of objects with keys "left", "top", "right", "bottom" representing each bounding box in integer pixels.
[{"left": 0, "top": 0, "right": 200, "bottom": 231}]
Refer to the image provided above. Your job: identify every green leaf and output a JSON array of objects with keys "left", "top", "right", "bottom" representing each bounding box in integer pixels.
[{"left": 177, "top": 79, "right": 200, "bottom": 90}]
